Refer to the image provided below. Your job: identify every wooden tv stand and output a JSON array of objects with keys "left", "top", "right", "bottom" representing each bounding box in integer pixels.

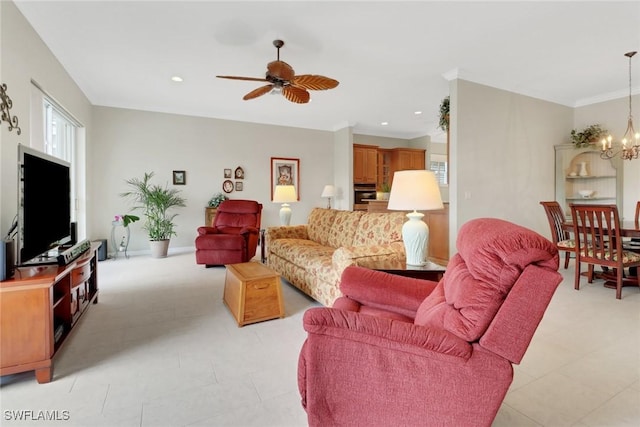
[{"left": 0, "top": 243, "right": 100, "bottom": 383}]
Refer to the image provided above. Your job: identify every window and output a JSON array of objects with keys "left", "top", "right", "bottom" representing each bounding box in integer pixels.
[
  {"left": 430, "top": 159, "right": 448, "bottom": 186},
  {"left": 43, "top": 99, "right": 78, "bottom": 222}
]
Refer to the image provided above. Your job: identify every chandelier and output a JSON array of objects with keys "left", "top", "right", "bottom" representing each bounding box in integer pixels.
[{"left": 601, "top": 51, "right": 639, "bottom": 161}]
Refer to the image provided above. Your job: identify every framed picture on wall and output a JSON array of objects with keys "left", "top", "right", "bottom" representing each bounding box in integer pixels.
[
  {"left": 224, "top": 169, "right": 232, "bottom": 178},
  {"left": 235, "top": 181, "right": 243, "bottom": 191},
  {"left": 172, "top": 170, "right": 186, "bottom": 185},
  {"left": 270, "top": 157, "right": 300, "bottom": 200}
]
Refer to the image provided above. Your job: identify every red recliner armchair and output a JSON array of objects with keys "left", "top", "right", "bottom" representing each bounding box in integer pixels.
[
  {"left": 298, "top": 218, "right": 562, "bottom": 427},
  {"left": 195, "top": 200, "right": 262, "bottom": 267}
]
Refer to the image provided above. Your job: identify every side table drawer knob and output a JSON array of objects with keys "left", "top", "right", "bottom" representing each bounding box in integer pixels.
[{"left": 253, "top": 283, "right": 270, "bottom": 290}]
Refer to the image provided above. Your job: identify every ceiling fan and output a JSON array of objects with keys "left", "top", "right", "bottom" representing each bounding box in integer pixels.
[{"left": 216, "top": 39, "right": 339, "bottom": 104}]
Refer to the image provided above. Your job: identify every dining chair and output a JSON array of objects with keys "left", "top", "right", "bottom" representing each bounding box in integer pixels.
[
  {"left": 570, "top": 203, "right": 640, "bottom": 299},
  {"left": 623, "top": 201, "right": 640, "bottom": 277},
  {"left": 540, "top": 201, "right": 575, "bottom": 269}
]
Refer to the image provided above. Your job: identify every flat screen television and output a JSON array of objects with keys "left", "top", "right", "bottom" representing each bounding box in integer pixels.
[{"left": 17, "top": 144, "right": 72, "bottom": 266}]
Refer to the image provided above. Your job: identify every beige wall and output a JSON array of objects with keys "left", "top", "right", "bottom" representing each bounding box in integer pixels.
[
  {"left": 450, "top": 79, "right": 573, "bottom": 250},
  {"left": 1, "top": 1, "right": 92, "bottom": 238},
  {"left": 91, "top": 107, "right": 335, "bottom": 251}
]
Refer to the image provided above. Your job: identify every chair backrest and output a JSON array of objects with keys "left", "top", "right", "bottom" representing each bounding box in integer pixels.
[
  {"left": 570, "top": 204, "right": 623, "bottom": 268},
  {"left": 214, "top": 200, "right": 262, "bottom": 229},
  {"left": 540, "top": 201, "right": 570, "bottom": 244},
  {"left": 414, "top": 218, "right": 562, "bottom": 363}
]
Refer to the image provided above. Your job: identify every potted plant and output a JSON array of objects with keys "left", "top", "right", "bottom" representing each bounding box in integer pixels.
[
  {"left": 208, "top": 192, "right": 228, "bottom": 208},
  {"left": 438, "top": 96, "right": 450, "bottom": 132},
  {"left": 376, "top": 182, "right": 391, "bottom": 201},
  {"left": 570, "top": 124, "right": 608, "bottom": 148},
  {"left": 120, "top": 171, "right": 186, "bottom": 258}
]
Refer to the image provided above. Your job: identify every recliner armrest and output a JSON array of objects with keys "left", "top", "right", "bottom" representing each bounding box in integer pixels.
[
  {"left": 338, "top": 266, "right": 439, "bottom": 315},
  {"left": 303, "top": 307, "right": 471, "bottom": 360},
  {"left": 197, "top": 226, "right": 220, "bottom": 236}
]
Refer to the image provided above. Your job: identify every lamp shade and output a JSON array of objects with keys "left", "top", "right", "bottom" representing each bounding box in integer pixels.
[
  {"left": 272, "top": 185, "right": 297, "bottom": 203},
  {"left": 387, "top": 170, "right": 443, "bottom": 211},
  {"left": 321, "top": 185, "right": 335, "bottom": 198}
]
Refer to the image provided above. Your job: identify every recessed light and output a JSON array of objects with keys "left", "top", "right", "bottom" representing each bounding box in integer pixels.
[
  {"left": 414, "top": 111, "right": 422, "bottom": 115},
  {"left": 171, "top": 76, "right": 183, "bottom": 82},
  {"left": 381, "top": 121, "right": 389, "bottom": 126}
]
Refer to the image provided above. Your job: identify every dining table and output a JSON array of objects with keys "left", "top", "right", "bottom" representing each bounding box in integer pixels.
[{"left": 562, "top": 220, "right": 640, "bottom": 238}]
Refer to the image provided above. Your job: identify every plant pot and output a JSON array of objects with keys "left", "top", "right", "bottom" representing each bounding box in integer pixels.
[
  {"left": 376, "top": 191, "right": 390, "bottom": 201},
  {"left": 149, "top": 240, "right": 170, "bottom": 258}
]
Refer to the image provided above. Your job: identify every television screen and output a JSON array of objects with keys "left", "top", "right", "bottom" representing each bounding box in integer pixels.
[{"left": 18, "top": 145, "right": 71, "bottom": 265}]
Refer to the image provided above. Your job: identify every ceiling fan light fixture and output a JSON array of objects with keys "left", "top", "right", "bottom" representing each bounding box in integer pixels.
[{"left": 217, "top": 39, "right": 339, "bottom": 105}]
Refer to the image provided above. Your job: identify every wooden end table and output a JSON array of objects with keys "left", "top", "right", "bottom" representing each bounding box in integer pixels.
[{"left": 223, "top": 262, "right": 284, "bottom": 327}]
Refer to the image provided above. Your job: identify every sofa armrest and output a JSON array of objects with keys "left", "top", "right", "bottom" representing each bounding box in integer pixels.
[
  {"left": 303, "top": 307, "right": 471, "bottom": 360},
  {"left": 332, "top": 243, "right": 405, "bottom": 274},
  {"left": 335, "top": 266, "right": 439, "bottom": 316},
  {"left": 266, "top": 225, "right": 309, "bottom": 242}
]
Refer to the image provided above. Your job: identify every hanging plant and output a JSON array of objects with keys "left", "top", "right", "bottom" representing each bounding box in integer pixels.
[
  {"left": 570, "top": 124, "right": 608, "bottom": 148},
  {"left": 438, "top": 96, "right": 450, "bottom": 132}
]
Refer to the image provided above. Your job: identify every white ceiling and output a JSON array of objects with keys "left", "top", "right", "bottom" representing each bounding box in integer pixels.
[{"left": 13, "top": 1, "right": 640, "bottom": 140}]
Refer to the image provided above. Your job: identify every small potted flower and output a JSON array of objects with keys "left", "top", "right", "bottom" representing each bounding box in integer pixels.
[
  {"left": 114, "top": 214, "right": 140, "bottom": 227},
  {"left": 208, "top": 193, "right": 228, "bottom": 208}
]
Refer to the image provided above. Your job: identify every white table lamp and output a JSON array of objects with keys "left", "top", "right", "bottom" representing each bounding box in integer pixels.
[
  {"left": 387, "top": 170, "right": 443, "bottom": 266},
  {"left": 273, "top": 185, "right": 297, "bottom": 225},
  {"left": 321, "top": 185, "right": 335, "bottom": 208}
]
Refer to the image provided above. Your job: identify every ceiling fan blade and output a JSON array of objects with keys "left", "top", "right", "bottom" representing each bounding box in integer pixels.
[
  {"left": 282, "top": 86, "right": 310, "bottom": 104},
  {"left": 243, "top": 84, "right": 274, "bottom": 100},
  {"left": 217, "top": 75, "right": 269, "bottom": 82},
  {"left": 267, "top": 61, "right": 295, "bottom": 81},
  {"left": 292, "top": 75, "right": 339, "bottom": 90}
]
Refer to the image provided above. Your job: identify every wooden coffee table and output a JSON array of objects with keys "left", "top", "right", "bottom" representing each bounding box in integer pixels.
[{"left": 223, "top": 262, "right": 284, "bottom": 327}]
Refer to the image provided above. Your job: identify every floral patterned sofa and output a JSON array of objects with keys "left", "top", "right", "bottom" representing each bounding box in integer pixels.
[{"left": 266, "top": 208, "right": 407, "bottom": 306}]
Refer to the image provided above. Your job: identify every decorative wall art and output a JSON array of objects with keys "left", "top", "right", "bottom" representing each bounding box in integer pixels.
[
  {"left": 235, "top": 181, "right": 243, "bottom": 191},
  {"left": 271, "top": 157, "right": 300, "bottom": 200},
  {"left": 223, "top": 179, "right": 234, "bottom": 193},
  {"left": 173, "top": 170, "right": 186, "bottom": 185},
  {"left": 234, "top": 167, "right": 244, "bottom": 179},
  {"left": 224, "top": 169, "right": 232, "bottom": 178}
]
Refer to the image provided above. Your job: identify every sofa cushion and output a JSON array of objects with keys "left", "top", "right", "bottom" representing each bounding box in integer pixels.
[
  {"left": 307, "top": 208, "right": 338, "bottom": 246},
  {"left": 269, "top": 238, "right": 336, "bottom": 268},
  {"left": 414, "top": 218, "right": 558, "bottom": 342},
  {"left": 352, "top": 212, "right": 405, "bottom": 246},
  {"left": 327, "top": 211, "right": 364, "bottom": 248}
]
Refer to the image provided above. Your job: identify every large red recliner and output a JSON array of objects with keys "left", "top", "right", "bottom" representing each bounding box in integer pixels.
[
  {"left": 298, "top": 218, "right": 562, "bottom": 427},
  {"left": 195, "top": 200, "right": 262, "bottom": 266}
]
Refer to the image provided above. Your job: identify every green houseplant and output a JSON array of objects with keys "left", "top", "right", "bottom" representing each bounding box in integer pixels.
[
  {"left": 120, "top": 171, "right": 186, "bottom": 258},
  {"left": 438, "top": 96, "right": 450, "bottom": 132},
  {"left": 570, "top": 124, "right": 608, "bottom": 148},
  {"left": 208, "top": 192, "right": 228, "bottom": 208}
]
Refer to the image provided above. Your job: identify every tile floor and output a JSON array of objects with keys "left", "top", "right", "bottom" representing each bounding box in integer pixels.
[{"left": 1, "top": 249, "right": 638, "bottom": 426}]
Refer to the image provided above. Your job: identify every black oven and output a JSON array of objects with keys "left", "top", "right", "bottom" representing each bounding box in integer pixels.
[{"left": 354, "top": 184, "right": 377, "bottom": 206}]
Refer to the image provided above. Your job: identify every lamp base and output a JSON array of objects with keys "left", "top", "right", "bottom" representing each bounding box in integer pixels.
[
  {"left": 279, "top": 204, "right": 292, "bottom": 226},
  {"left": 402, "top": 211, "right": 429, "bottom": 266}
]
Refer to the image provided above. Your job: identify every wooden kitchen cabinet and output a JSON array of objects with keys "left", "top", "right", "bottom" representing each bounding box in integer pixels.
[
  {"left": 391, "top": 148, "right": 425, "bottom": 173},
  {"left": 354, "top": 144, "right": 378, "bottom": 184}
]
